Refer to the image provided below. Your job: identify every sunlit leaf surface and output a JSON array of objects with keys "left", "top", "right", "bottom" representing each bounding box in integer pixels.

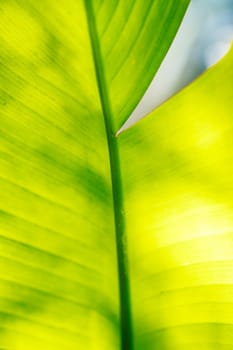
[
  {"left": 2, "top": 1, "right": 232, "bottom": 350},
  {"left": 90, "top": 0, "right": 190, "bottom": 130},
  {"left": 118, "top": 48, "right": 233, "bottom": 350},
  {"left": 0, "top": 1, "right": 119, "bottom": 349}
]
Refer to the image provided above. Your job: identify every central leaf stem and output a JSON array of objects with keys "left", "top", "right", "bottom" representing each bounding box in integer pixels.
[{"left": 85, "top": 1, "right": 133, "bottom": 349}]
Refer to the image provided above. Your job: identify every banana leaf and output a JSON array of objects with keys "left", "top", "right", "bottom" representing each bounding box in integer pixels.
[{"left": 1, "top": 1, "right": 232, "bottom": 350}]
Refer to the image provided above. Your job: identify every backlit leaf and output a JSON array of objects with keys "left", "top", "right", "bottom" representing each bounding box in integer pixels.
[{"left": 118, "top": 47, "right": 233, "bottom": 350}]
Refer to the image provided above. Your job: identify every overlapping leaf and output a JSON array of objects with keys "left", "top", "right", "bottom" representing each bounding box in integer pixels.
[{"left": 118, "top": 48, "right": 233, "bottom": 350}]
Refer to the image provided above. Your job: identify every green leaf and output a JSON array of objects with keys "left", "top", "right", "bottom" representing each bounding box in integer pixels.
[
  {"left": 0, "top": 1, "right": 119, "bottom": 349},
  {"left": 88, "top": 0, "right": 190, "bottom": 130},
  {"left": 118, "top": 48, "right": 233, "bottom": 350},
  {"left": 2, "top": 1, "right": 233, "bottom": 350}
]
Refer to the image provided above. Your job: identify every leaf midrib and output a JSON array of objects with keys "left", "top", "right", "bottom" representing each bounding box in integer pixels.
[{"left": 84, "top": 1, "right": 133, "bottom": 349}]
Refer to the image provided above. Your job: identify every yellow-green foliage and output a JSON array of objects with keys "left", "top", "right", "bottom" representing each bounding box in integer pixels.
[{"left": 0, "top": 1, "right": 232, "bottom": 350}]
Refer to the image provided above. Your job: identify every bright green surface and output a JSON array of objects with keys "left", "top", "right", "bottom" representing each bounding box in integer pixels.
[
  {"left": 91, "top": 0, "right": 190, "bottom": 130},
  {"left": 0, "top": 1, "right": 189, "bottom": 349},
  {"left": 0, "top": 1, "right": 119, "bottom": 349},
  {"left": 118, "top": 48, "right": 233, "bottom": 349},
  {"left": 2, "top": 1, "right": 233, "bottom": 350}
]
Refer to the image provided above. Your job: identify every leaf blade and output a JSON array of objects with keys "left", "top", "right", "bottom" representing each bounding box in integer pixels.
[
  {"left": 92, "top": 0, "right": 190, "bottom": 131},
  {"left": 118, "top": 48, "right": 233, "bottom": 349},
  {"left": 0, "top": 0, "right": 194, "bottom": 349},
  {"left": 0, "top": 1, "right": 120, "bottom": 348}
]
